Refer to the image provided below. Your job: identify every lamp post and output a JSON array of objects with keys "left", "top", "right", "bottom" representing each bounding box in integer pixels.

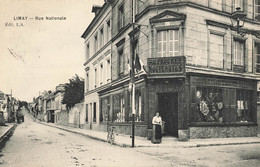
[{"left": 131, "top": 0, "right": 136, "bottom": 148}]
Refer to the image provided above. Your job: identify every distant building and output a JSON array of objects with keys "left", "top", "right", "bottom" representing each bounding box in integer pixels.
[{"left": 82, "top": 0, "right": 260, "bottom": 139}]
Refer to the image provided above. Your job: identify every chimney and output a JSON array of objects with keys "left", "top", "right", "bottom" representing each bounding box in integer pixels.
[{"left": 92, "top": 5, "right": 102, "bottom": 16}]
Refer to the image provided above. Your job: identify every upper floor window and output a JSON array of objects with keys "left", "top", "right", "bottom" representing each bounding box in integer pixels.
[
  {"left": 255, "top": 0, "right": 260, "bottom": 21},
  {"left": 209, "top": 33, "right": 224, "bottom": 68},
  {"left": 118, "top": 50, "right": 124, "bottom": 77},
  {"left": 106, "top": 20, "right": 111, "bottom": 42},
  {"left": 94, "top": 34, "right": 98, "bottom": 52},
  {"left": 255, "top": 42, "right": 260, "bottom": 73},
  {"left": 100, "top": 63, "right": 103, "bottom": 86},
  {"left": 94, "top": 68, "right": 98, "bottom": 88},
  {"left": 234, "top": 39, "right": 245, "bottom": 66},
  {"left": 233, "top": 0, "right": 244, "bottom": 11},
  {"left": 157, "top": 30, "right": 179, "bottom": 57},
  {"left": 100, "top": 27, "right": 104, "bottom": 48},
  {"left": 106, "top": 58, "right": 111, "bottom": 82},
  {"left": 118, "top": 4, "right": 125, "bottom": 30},
  {"left": 86, "top": 72, "right": 89, "bottom": 92},
  {"left": 86, "top": 43, "right": 90, "bottom": 60}
]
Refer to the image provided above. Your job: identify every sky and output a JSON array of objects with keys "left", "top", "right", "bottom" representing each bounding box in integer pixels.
[{"left": 0, "top": 0, "right": 104, "bottom": 102}]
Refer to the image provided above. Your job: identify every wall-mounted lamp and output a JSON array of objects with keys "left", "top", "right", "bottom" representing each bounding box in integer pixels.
[{"left": 230, "top": 7, "right": 247, "bottom": 36}]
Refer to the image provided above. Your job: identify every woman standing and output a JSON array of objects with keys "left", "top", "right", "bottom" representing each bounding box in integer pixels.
[{"left": 152, "top": 112, "right": 162, "bottom": 143}]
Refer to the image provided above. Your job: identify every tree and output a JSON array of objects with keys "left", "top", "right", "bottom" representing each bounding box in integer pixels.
[{"left": 62, "top": 74, "right": 84, "bottom": 109}]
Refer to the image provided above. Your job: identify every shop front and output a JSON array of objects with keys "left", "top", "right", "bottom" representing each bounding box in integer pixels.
[{"left": 188, "top": 74, "right": 258, "bottom": 138}]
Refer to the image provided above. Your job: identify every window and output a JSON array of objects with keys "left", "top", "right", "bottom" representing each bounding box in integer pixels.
[
  {"left": 234, "top": 39, "right": 245, "bottom": 66},
  {"left": 86, "top": 43, "right": 90, "bottom": 60},
  {"left": 85, "top": 104, "right": 88, "bottom": 122},
  {"left": 234, "top": 0, "right": 243, "bottom": 11},
  {"left": 157, "top": 30, "right": 179, "bottom": 57},
  {"left": 94, "top": 34, "right": 98, "bottom": 52},
  {"left": 118, "top": 50, "right": 124, "bottom": 77},
  {"left": 118, "top": 4, "right": 124, "bottom": 30},
  {"left": 255, "top": 42, "right": 260, "bottom": 73},
  {"left": 86, "top": 72, "right": 89, "bottom": 92},
  {"left": 93, "top": 102, "right": 96, "bottom": 122},
  {"left": 196, "top": 87, "right": 223, "bottom": 123},
  {"left": 106, "top": 58, "right": 111, "bottom": 82},
  {"left": 94, "top": 68, "right": 98, "bottom": 88},
  {"left": 100, "top": 96, "right": 110, "bottom": 123},
  {"left": 135, "top": 0, "right": 140, "bottom": 15},
  {"left": 100, "top": 63, "right": 103, "bottom": 86},
  {"left": 135, "top": 91, "right": 143, "bottom": 122},
  {"left": 209, "top": 33, "right": 224, "bottom": 68},
  {"left": 255, "top": 0, "right": 260, "bottom": 21},
  {"left": 106, "top": 20, "right": 111, "bottom": 42},
  {"left": 236, "top": 90, "right": 253, "bottom": 122},
  {"left": 100, "top": 27, "right": 104, "bottom": 48},
  {"left": 113, "top": 94, "right": 125, "bottom": 122}
]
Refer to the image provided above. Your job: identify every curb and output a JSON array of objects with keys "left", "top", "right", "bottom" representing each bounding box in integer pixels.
[
  {"left": 0, "top": 124, "right": 17, "bottom": 143},
  {"left": 38, "top": 122, "right": 126, "bottom": 147},
  {"left": 37, "top": 121, "right": 260, "bottom": 148}
]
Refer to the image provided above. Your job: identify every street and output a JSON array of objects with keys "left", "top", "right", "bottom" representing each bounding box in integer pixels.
[{"left": 0, "top": 110, "right": 260, "bottom": 167}]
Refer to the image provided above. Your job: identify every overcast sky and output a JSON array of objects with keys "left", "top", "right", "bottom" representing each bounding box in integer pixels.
[{"left": 0, "top": 0, "right": 104, "bottom": 102}]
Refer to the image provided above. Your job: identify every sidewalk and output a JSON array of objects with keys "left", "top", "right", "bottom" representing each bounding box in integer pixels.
[
  {"left": 38, "top": 121, "right": 260, "bottom": 148},
  {"left": 0, "top": 123, "right": 16, "bottom": 143}
]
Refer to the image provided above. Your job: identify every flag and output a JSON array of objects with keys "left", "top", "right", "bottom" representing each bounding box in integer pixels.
[{"left": 134, "top": 53, "right": 148, "bottom": 74}]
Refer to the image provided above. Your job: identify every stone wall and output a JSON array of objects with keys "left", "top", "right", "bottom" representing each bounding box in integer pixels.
[
  {"left": 189, "top": 126, "right": 258, "bottom": 139},
  {"left": 57, "top": 110, "right": 69, "bottom": 126},
  {"left": 68, "top": 102, "right": 85, "bottom": 127}
]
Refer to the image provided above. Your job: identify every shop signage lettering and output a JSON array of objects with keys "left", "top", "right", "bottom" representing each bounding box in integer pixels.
[
  {"left": 147, "top": 56, "right": 185, "bottom": 75},
  {"left": 149, "top": 84, "right": 184, "bottom": 92},
  {"left": 192, "top": 76, "right": 256, "bottom": 89}
]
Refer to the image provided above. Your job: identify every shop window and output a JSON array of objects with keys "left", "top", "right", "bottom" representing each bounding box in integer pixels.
[
  {"left": 196, "top": 87, "right": 223, "bottom": 122},
  {"left": 113, "top": 94, "right": 125, "bottom": 122},
  {"left": 255, "top": 42, "right": 260, "bottom": 73},
  {"left": 255, "top": 0, "right": 260, "bottom": 21},
  {"left": 100, "top": 96, "right": 110, "bottom": 123},
  {"left": 135, "top": 91, "right": 143, "bottom": 122},
  {"left": 209, "top": 33, "right": 224, "bottom": 68},
  {"left": 93, "top": 102, "right": 96, "bottom": 122},
  {"left": 236, "top": 90, "right": 253, "bottom": 122},
  {"left": 157, "top": 30, "right": 179, "bottom": 57}
]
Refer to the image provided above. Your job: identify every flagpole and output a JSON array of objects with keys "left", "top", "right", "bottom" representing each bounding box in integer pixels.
[{"left": 131, "top": 0, "right": 135, "bottom": 148}]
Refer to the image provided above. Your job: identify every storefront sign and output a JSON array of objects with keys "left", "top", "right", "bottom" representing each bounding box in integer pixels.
[
  {"left": 147, "top": 56, "right": 185, "bottom": 75},
  {"left": 191, "top": 76, "right": 256, "bottom": 89}
]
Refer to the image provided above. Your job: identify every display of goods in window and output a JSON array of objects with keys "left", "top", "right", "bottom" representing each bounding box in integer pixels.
[
  {"left": 217, "top": 102, "right": 223, "bottom": 110},
  {"left": 200, "top": 101, "right": 209, "bottom": 115}
]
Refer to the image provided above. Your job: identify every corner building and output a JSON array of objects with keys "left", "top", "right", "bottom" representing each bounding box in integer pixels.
[{"left": 82, "top": 0, "right": 260, "bottom": 139}]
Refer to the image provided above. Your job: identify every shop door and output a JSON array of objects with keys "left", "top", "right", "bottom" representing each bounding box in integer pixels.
[{"left": 158, "top": 93, "right": 178, "bottom": 137}]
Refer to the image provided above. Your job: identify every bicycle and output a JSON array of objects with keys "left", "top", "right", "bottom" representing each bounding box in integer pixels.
[{"left": 107, "top": 126, "right": 115, "bottom": 145}]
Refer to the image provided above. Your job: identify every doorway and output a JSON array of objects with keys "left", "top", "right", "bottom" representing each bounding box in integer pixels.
[{"left": 158, "top": 93, "right": 178, "bottom": 137}]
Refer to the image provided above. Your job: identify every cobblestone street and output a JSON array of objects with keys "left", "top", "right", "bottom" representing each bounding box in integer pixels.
[{"left": 0, "top": 110, "right": 260, "bottom": 167}]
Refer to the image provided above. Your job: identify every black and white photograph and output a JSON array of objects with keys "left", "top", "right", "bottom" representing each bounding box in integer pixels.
[{"left": 1, "top": 0, "right": 260, "bottom": 166}]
